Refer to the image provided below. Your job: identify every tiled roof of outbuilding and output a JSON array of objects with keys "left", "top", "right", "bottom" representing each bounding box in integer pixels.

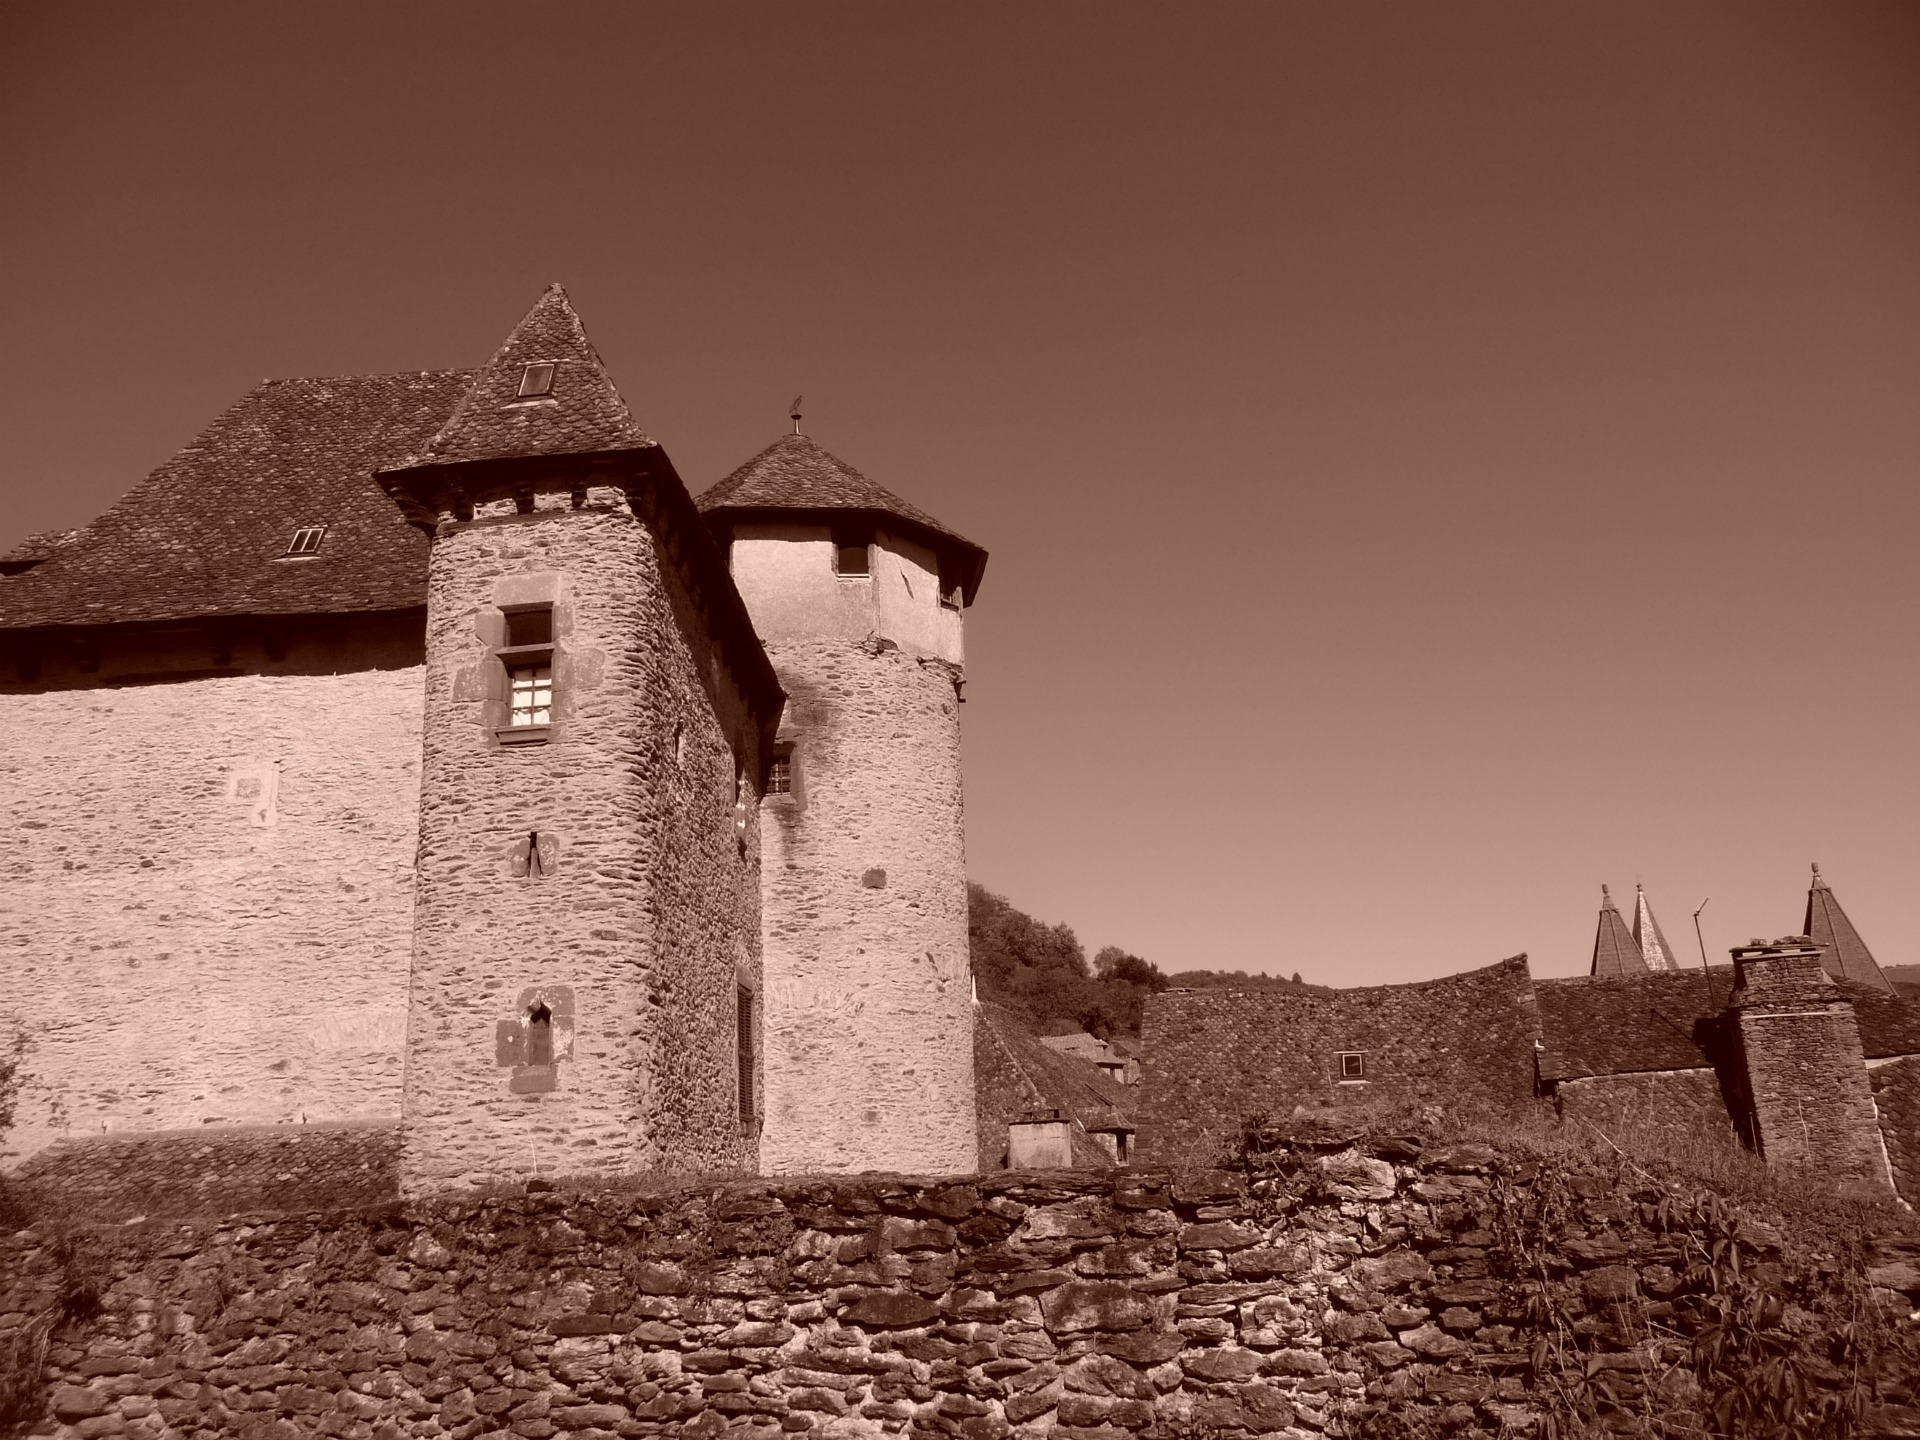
[
  {"left": 393, "top": 284, "right": 653, "bottom": 470},
  {"left": 697, "top": 433, "right": 988, "bottom": 602},
  {"left": 0, "top": 370, "right": 472, "bottom": 630},
  {"left": 1537, "top": 970, "right": 1720, "bottom": 1080},
  {"left": 1537, "top": 968, "right": 1920, "bottom": 1081},
  {"left": 974, "top": 1002, "right": 1134, "bottom": 1169}
]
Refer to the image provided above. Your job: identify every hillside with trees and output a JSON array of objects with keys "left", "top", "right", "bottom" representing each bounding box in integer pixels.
[{"left": 967, "top": 882, "right": 1324, "bottom": 1040}]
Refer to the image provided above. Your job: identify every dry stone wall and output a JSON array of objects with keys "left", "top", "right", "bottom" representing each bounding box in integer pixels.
[
  {"left": 0, "top": 662, "right": 424, "bottom": 1165},
  {"left": 758, "top": 636, "right": 973, "bottom": 1177},
  {"left": 8, "top": 1137, "right": 1917, "bottom": 1439}
]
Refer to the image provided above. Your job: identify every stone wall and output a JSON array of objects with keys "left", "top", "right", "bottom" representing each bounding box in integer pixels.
[
  {"left": 1872, "top": 1057, "right": 1920, "bottom": 1208},
  {"left": 757, "top": 635, "right": 974, "bottom": 1176},
  {"left": 11, "top": 1123, "right": 401, "bottom": 1221},
  {"left": 403, "top": 490, "right": 761, "bottom": 1192},
  {"left": 6, "top": 1137, "right": 1915, "bottom": 1440},
  {"left": 1729, "top": 948, "right": 1889, "bottom": 1190},
  {"left": 0, "top": 654, "right": 424, "bottom": 1166},
  {"left": 1138, "top": 959, "right": 1541, "bottom": 1167},
  {"left": 1550, "top": 1069, "right": 1738, "bottom": 1141}
]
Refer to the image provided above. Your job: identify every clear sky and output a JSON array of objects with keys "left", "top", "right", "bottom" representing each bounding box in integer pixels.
[{"left": 3, "top": 2, "right": 1917, "bottom": 985}]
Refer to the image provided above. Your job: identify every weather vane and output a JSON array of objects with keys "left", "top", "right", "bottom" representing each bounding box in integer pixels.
[{"left": 790, "top": 395, "right": 803, "bottom": 435}]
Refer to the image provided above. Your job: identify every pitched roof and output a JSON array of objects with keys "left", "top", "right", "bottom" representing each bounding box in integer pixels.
[
  {"left": 0, "top": 370, "right": 472, "bottom": 630},
  {"left": 1805, "top": 863, "right": 1893, "bottom": 992},
  {"left": 1633, "top": 885, "right": 1686, "bottom": 972},
  {"left": 697, "top": 433, "right": 988, "bottom": 603},
  {"left": 396, "top": 284, "right": 652, "bottom": 470},
  {"left": 1590, "top": 885, "right": 1648, "bottom": 976},
  {"left": 1537, "top": 967, "right": 1920, "bottom": 1081},
  {"left": 1537, "top": 969, "right": 1720, "bottom": 1079},
  {"left": 974, "top": 1002, "right": 1134, "bottom": 1169}
]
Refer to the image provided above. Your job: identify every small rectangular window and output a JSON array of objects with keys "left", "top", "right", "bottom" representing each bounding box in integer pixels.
[
  {"left": 938, "top": 558, "right": 963, "bottom": 610},
  {"left": 737, "top": 985, "right": 755, "bottom": 1123},
  {"left": 505, "top": 606, "right": 553, "bottom": 647},
  {"left": 508, "top": 663, "right": 552, "bottom": 726},
  {"left": 767, "top": 756, "right": 792, "bottom": 795},
  {"left": 833, "top": 528, "right": 871, "bottom": 576},
  {"left": 1339, "top": 1051, "right": 1366, "bottom": 1080},
  {"left": 285, "top": 526, "right": 326, "bottom": 556},
  {"left": 518, "top": 362, "right": 555, "bottom": 398}
]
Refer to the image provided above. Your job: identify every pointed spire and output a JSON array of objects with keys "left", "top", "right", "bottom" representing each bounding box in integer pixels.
[
  {"left": 410, "top": 284, "right": 653, "bottom": 468},
  {"left": 1803, "top": 863, "right": 1893, "bottom": 992},
  {"left": 1591, "top": 884, "right": 1650, "bottom": 976},
  {"left": 1632, "top": 884, "right": 1684, "bottom": 973}
]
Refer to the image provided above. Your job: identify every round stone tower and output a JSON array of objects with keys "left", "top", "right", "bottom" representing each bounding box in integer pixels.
[{"left": 699, "top": 428, "right": 987, "bottom": 1174}]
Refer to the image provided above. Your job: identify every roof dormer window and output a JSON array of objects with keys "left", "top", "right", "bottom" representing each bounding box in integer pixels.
[
  {"left": 284, "top": 526, "right": 326, "bottom": 557},
  {"left": 518, "top": 362, "right": 555, "bottom": 398}
]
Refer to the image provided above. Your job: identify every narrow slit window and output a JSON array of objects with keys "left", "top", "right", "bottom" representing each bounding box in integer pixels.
[
  {"left": 526, "top": 1003, "right": 554, "bottom": 1067},
  {"left": 285, "top": 526, "right": 326, "bottom": 557},
  {"left": 737, "top": 985, "right": 755, "bottom": 1122},
  {"left": 508, "top": 663, "right": 552, "bottom": 726},
  {"left": 518, "top": 362, "right": 555, "bottom": 398}
]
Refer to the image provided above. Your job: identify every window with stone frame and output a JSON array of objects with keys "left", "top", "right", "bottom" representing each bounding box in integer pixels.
[
  {"left": 508, "top": 663, "right": 552, "bottom": 726},
  {"left": 496, "top": 603, "right": 556, "bottom": 742},
  {"left": 766, "top": 741, "right": 795, "bottom": 797}
]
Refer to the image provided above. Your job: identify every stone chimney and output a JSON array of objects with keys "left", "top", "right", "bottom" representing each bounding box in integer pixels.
[{"left": 1726, "top": 936, "right": 1890, "bottom": 1191}]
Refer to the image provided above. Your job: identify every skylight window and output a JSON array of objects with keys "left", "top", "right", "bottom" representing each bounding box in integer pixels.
[
  {"left": 284, "top": 526, "right": 326, "bottom": 557},
  {"left": 518, "top": 362, "right": 556, "bottom": 398}
]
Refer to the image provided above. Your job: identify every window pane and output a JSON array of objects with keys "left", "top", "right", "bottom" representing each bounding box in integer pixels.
[{"left": 519, "top": 362, "right": 555, "bottom": 397}]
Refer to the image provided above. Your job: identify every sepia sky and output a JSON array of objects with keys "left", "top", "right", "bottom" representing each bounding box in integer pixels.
[{"left": 3, "top": 2, "right": 1918, "bottom": 985}]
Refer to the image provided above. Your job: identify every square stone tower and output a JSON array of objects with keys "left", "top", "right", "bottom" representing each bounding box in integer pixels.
[
  {"left": 1726, "top": 935, "right": 1892, "bottom": 1191},
  {"left": 379, "top": 287, "right": 783, "bottom": 1192},
  {"left": 698, "top": 425, "right": 987, "bottom": 1174}
]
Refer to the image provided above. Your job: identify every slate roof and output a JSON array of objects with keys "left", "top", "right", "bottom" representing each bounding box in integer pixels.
[
  {"left": 1537, "top": 970, "right": 1721, "bottom": 1080},
  {"left": 1590, "top": 885, "right": 1648, "bottom": 976},
  {"left": 697, "top": 433, "right": 988, "bottom": 603},
  {"left": 390, "top": 284, "right": 652, "bottom": 471},
  {"left": 1633, "top": 885, "right": 1685, "bottom": 972},
  {"left": 1805, "top": 864, "right": 1893, "bottom": 992},
  {"left": 0, "top": 371, "right": 473, "bottom": 630},
  {"left": 1537, "top": 968, "right": 1920, "bottom": 1081}
]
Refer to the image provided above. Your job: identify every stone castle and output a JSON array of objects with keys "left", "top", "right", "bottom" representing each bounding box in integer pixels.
[
  {"left": 6, "top": 285, "right": 1917, "bottom": 1209},
  {"left": 0, "top": 285, "right": 984, "bottom": 1189}
]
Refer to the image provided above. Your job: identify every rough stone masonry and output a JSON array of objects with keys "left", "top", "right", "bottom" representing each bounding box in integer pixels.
[{"left": 7, "top": 1132, "right": 1919, "bottom": 1440}]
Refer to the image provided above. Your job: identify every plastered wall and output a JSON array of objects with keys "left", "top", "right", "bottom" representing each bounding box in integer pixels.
[
  {"left": 0, "top": 660, "right": 424, "bottom": 1165},
  {"left": 730, "top": 526, "right": 964, "bottom": 665},
  {"left": 403, "top": 491, "right": 760, "bottom": 1192}
]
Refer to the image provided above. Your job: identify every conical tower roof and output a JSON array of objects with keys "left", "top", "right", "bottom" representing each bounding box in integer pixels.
[
  {"left": 401, "top": 284, "right": 654, "bottom": 469},
  {"left": 698, "top": 431, "right": 987, "bottom": 603},
  {"left": 1591, "top": 885, "right": 1648, "bottom": 976},
  {"left": 1804, "top": 863, "right": 1893, "bottom": 992},
  {"left": 1632, "top": 885, "right": 1684, "bottom": 973}
]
